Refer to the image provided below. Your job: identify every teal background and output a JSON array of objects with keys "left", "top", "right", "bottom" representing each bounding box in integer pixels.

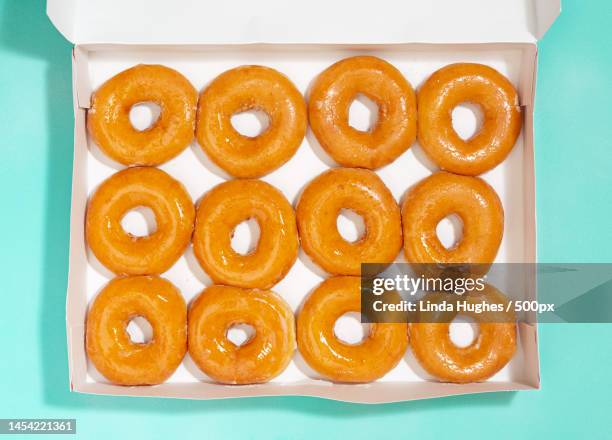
[{"left": 0, "top": 0, "right": 610, "bottom": 438}]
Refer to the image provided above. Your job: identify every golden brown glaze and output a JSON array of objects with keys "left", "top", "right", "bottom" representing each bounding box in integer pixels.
[
  {"left": 86, "top": 167, "right": 195, "bottom": 275},
  {"left": 309, "top": 56, "right": 417, "bottom": 169},
  {"left": 196, "top": 65, "right": 307, "bottom": 178},
  {"left": 418, "top": 63, "right": 522, "bottom": 175},
  {"left": 192, "top": 179, "right": 298, "bottom": 289},
  {"left": 402, "top": 172, "right": 503, "bottom": 265},
  {"left": 296, "top": 168, "right": 402, "bottom": 275},
  {"left": 86, "top": 276, "right": 187, "bottom": 386},
  {"left": 188, "top": 285, "right": 295, "bottom": 384},
  {"left": 88, "top": 64, "right": 197, "bottom": 166},
  {"left": 297, "top": 276, "right": 408, "bottom": 383},
  {"left": 409, "top": 285, "right": 517, "bottom": 383}
]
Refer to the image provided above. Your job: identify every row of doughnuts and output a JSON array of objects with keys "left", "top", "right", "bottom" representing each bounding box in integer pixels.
[
  {"left": 87, "top": 57, "right": 522, "bottom": 178},
  {"left": 86, "top": 167, "right": 503, "bottom": 282},
  {"left": 87, "top": 275, "right": 516, "bottom": 385}
]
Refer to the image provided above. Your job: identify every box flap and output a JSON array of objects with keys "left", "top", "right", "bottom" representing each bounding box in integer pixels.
[
  {"left": 48, "top": 0, "right": 559, "bottom": 45},
  {"left": 534, "top": 0, "right": 562, "bottom": 39}
]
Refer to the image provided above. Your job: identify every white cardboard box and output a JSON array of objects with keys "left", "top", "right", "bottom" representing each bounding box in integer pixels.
[{"left": 48, "top": 0, "right": 560, "bottom": 403}]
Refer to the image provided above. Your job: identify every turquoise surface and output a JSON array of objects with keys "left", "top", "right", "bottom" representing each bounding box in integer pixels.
[{"left": 0, "top": 0, "right": 610, "bottom": 438}]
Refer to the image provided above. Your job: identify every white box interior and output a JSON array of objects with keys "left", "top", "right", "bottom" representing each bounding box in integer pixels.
[{"left": 67, "top": 43, "right": 539, "bottom": 402}]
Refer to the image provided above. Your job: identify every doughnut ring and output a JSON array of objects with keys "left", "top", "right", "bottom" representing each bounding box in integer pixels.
[
  {"left": 88, "top": 64, "right": 197, "bottom": 166},
  {"left": 192, "top": 179, "right": 298, "bottom": 289},
  {"left": 188, "top": 285, "right": 296, "bottom": 384},
  {"left": 296, "top": 167, "right": 402, "bottom": 275},
  {"left": 297, "top": 276, "right": 408, "bottom": 383},
  {"left": 86, "top": 167, "right": 195, "bottom": 275},
  {"left": 196, "top": 65, "right": 307, "bottom": 178},
  {"left": 418, "top": 63, "right": 522, "bottom": 175},
  {"left": 86, "top": 276, "right": 187, "bottom": 385},
  {"left": 309, "top": 56, "right": 417, "bottom": 169},
  {"left": 409, "top": 285, "right": 517, "bottom": 383},
  {"left": 401, "top": 171, "right": 503, "bottom": 265}
]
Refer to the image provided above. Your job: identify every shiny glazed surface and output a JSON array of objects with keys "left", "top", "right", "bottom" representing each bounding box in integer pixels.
[
  {"left": 88, "top": 64, "right": 197, "bottom": 166},
  {"left": 86, "top": 167, "right": 195, "bottom": 275},
  {"left": 188, "top": 285, "right": 296, "bottom": 385},
  {"left": 401, "top": 171, "right": 504, "bottom": 264},
  {"left": 309, "top": 56, "right": 417, "bottom": 169},
  {"left": 196, "top": 65, "right": 307, "bottom": 178},
  {"left": 409, "top": 285, "right": 517, "bottom": 383},
  {"left": 85, "top": 276, "right": 187, "bottom": 386},
  {"left": 418, "top": 63, "right": 522, "bottom": 175},
  {"left": 296, "top": 167, "right": 402, "bottom": 275},
  {"left": 297, "top": 276, "right": 408, "bottom": 383},
  {"left": 192, "top": 179, "right": 298, "bottom": 289}
]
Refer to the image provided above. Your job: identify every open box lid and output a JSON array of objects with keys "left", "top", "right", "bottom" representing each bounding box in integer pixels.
[{"left": 48, "top": 0, "right": 560, "bottom": 45}]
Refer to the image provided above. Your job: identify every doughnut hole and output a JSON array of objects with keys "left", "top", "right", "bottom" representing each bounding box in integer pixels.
[
  {"left": 231, "top": 109, "right": 270, "bottom": 138},
  {"left": 231, "top": 218, "right": 261, "bottom": 256},
  {"left": 451, "top": 102, "right": 484, "bottom": 141},
  {"left": 120, "top": 206, "right": 157, "bottom": 237},
  {"left": 336, "top": 208, "right": 366, "bottom": 243},
  {"left": 436, "top": 214, "right": 464, "bottom": 250},
  {"left": 226, "top": 323, "right": 256, "bottom": 347},
  {"left": 126, "top": 316, "right": 154, "bottom": 344},
  {"left": 129, "top": 102, "right": 161, "bottom": 131},
  {"left": 449, "top": 315, "right": 480, "bottom": 348},
  {"left": 349, "top": 93, "right": 379, "bottom": 132},
  {"left": 334, "top": 312, "right": 371, "bottom": 345}
]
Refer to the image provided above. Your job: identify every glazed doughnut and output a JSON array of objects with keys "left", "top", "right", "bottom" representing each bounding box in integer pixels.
[
  {"left": 402, "top": 171, "right": 503, "bottom": 265},
  {"left": 418, "top": 63, "right": 522, "bottom": 175},
  {"left": 86, "top": 167, "right": 195, "bottom": 275},
  {"left": 309, "top": 56, "right": 417, "bottom": 169},
  {"left": 409, "top": 285, "right": 516, "bottom": 383},
  {"left": 296, "top": 168, "right": 402, "bottom": 275},
  {"left": 196, "top": 65, "right": 307, "bottom": 178},
  {"left": 88, "top": 64, "right": 197, "bottom": 166},
  {"left": 86, "top": 276, "right": 187, "bottom": 385},
  {"left": 192, "top": 179, "right": 298, "bottom": 289},
  {"left": 188, "top": 285, "right": 295, "bottom": 384},
  {"left": 297, "top": 276, "right": 408, "bottom": 383}
]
